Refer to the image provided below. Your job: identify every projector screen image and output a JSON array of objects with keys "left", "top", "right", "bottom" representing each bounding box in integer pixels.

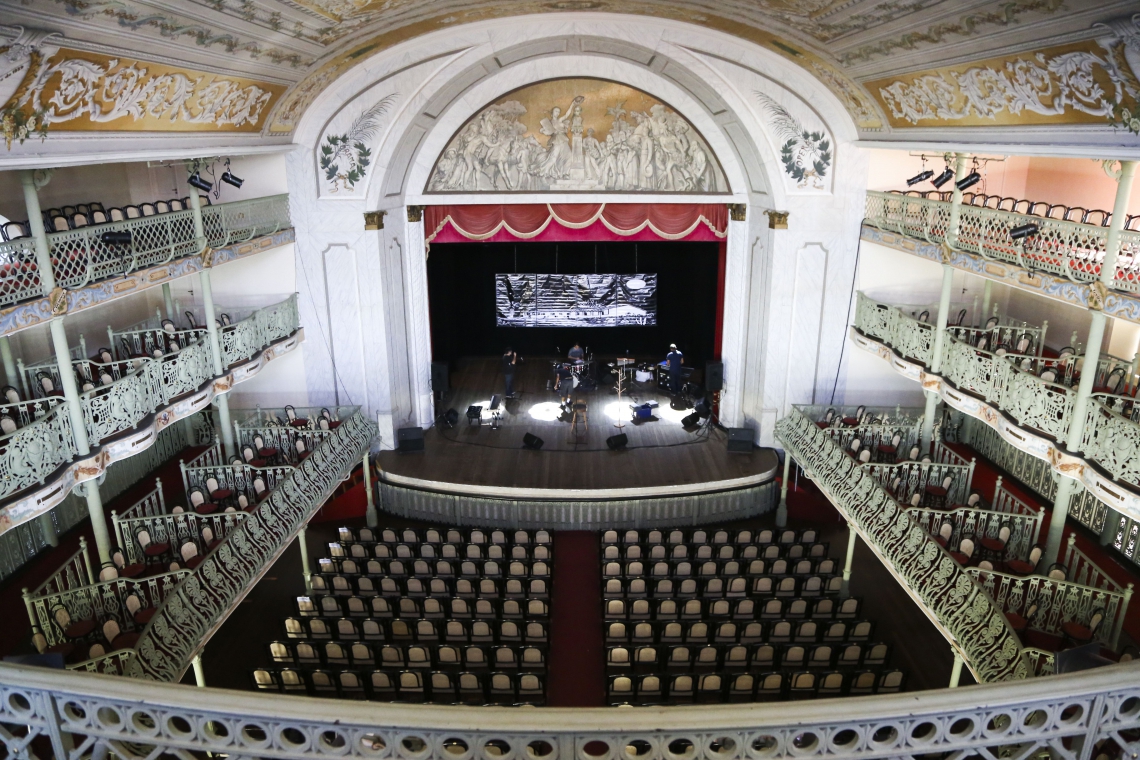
[{"left": 496, "top": 273, "right": 657, "bottom": 327}]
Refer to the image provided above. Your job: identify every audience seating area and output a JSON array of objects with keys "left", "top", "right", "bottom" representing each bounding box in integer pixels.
[
  {"left": 600, "top": 528, "right": 905, "bottom": 704},
  {"left": 1, "top": 195, "right": 210, "bottom": 240},
  {"left": 253, "top": 526, "right": 552, "bottom": 704}
]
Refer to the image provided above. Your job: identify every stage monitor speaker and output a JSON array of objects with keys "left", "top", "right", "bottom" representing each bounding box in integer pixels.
[
  {"left": 442, "top": 408, "right": 459, "bottom": 427},
  {"left": 431, "top": 362, "right": 449, "bottom": 393},
  {"left": 681, "top": 412, "right": 701, "bottom": 428},
  {"left": 397, "top": 426, "right": 425, "bottom": 452},
  {"left": 726, "top": 427, "right": 753, "bottom": 453},
  {"left": 523, "top": 432, "right": 544, "bottom": 450},
  {"left": 705, "top": 361, "right": 724, "bottom": 392},
  {"left": 606, "top": 434, "right": 628, "bottom": 450}
]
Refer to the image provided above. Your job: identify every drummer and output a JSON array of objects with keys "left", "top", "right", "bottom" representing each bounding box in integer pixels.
[{"left": 568, "top": 343, "right": 585, "bottom": 362}]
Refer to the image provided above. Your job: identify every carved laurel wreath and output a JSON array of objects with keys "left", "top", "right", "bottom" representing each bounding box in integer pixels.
[{"left": 779, "top": 131, "right": 832, "bottom": 184}]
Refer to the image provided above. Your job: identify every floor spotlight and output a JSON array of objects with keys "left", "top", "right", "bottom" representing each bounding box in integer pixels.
[
  {"left": 188, "top": 173, "right": 213, "bottom": 193},
  {"left": 522, "top": 432, "right": 544, "bottom": 450},
  {"left": 1010, "top": 223, "right": 1039, "bottom": 240},
  {"left": 606, "top": 433, "right": 628, "bottom": 451},
  {"left": 221, "top": 171, "right": 244, "bottom": 188},
  {"left": 955, "top": 172, "right": 981, "bottom": 191},
  {"left": 931, "top": 168, "right": 955, "bottom": 188},
  {"left": 906, "top": 170, "right": 933, "bottom": 186}
]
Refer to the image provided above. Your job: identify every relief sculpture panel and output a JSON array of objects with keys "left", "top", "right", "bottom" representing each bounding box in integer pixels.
[{"left": 425, "top": 78, "right": 728, "bottom": 193}]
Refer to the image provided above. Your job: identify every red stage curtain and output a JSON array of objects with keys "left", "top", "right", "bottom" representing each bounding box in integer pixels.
[{"left": 425, "top": 203, "right": 728, "bottom": 244}]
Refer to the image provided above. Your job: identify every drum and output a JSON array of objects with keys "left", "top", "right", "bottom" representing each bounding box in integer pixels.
[{"left": 635, "top": 369, "right": 653, "bottom": 383}]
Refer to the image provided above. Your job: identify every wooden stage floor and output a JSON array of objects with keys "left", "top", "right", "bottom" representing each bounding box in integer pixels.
[{"left": 376, "top": 356, "right": 778, "bottom": 492}]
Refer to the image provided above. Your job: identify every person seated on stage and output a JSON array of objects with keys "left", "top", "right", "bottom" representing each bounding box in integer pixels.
[
  {"left": 666, "top": 343, "right": 684, "bottom": 394},
  {"left": 555, "top": 363, "right": 575, "bottom": 408},
  {"left": 568, "top": 343, "right": 585, "bottom": 362},
  {"left": 502, "top": 346, "right": 518, "bottom": 398}
]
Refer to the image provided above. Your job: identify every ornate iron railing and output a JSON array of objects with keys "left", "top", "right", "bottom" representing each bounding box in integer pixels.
[
  {"left": 910, "top": 504, "right": 1041, "bottom": 564},
  {"left": 1, "top": 658, "right": 1139, "bottom": 760},
  {"left": 110, "top": 325, "right": 208, "bottom": 361},
  {"left": 179, "top": 461, "right": 296, "bottom": 504},
  {"left": 112, "top": 507, "right": 248, "bottom": 567},
  {"left": 863, "top": 459, "right": 975, "bottom": 508},
  {"left": 866, "top": 191, "right": 1140, "bottom": 292},
  {"left": 221, "top": 293, "right": 299, "bottom": 368},
  {"left": 123, "top": 411, "right": 375, "bottom": 682},
  {"left": 80, "top": 358, "right": 166, "bottom": 446},
  {"left": 0, "top": 398, "right": 75, "bottom": 498},
  {"left": 27, "top": 539, "right": 94, "bottom": 599},
  {"left": 776, "top": 405, "right": 1030, "bottom": 682},
  {"left": 0, "top": 195, "right": 290, "bottom": 309},
  {"left": 853, "top": 292, "right": 935, "bottom": 365}
]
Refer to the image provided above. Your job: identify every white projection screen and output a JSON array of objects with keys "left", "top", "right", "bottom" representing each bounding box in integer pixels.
[{"left": 496, "top": 273, "right": 657, "bottom": 327}]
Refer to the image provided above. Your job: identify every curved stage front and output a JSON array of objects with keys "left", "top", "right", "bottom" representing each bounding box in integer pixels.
[{"left": 375, "top": 360, "right": 779, "bottom": 529}]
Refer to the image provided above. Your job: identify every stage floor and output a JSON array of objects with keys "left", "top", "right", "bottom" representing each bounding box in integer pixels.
[{"left": 376, "top": 356, "right": 778, "bottom": 493}]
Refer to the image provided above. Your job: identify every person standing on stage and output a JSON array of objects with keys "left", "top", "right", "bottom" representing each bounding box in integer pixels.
[
  {"left": 568, "top": 342, "right": 585, "bottom": 361},
  {"left": 502, "top": 347, "right": 518, "bottom": 398},
  {"left": 555, "top": 363, "right": 575, "bottom": 409},
  {"left": 666, "top": 343, "right": 684, "bottom": 394}
]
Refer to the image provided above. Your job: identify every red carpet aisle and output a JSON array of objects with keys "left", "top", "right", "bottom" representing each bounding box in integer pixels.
[
  {"left": 547, "top": 531, "right": 605, "bottom": 706},
  {"left": 0, "top": 445, "right": 205, "bottom": 658}
]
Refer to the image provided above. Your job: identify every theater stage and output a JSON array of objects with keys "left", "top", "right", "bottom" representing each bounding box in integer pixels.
[{"left": 375, "top": 356, "right": 778, "bottom": 497}]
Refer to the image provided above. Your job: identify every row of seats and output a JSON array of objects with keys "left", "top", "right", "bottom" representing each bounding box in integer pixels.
[
  {"left": 333, "top": 542, "right": 552, "bottom": 560},
  {"left": 1, "top": 197, "right": 211, "bottom": 241},
  {"left": 299, "top": 594, "right": 549, "bottom": 620},
  {"left": 603, "top": 542, "right": 826, "bottom": 561},
  {"left": 604, "top": 596, "right": 861, "bottom": 620},
  {"left": 311, "top": 574, "right": 550, "bottom": 598},
  {"left": 603, "top": 557, "right": 837, "bottom": 579},
  {"left": 318, "top": 558, "right": 551, "bottom": 578},
  {"left": 252, "top": 668, "right": 544, "bottom": 704},
  {"left": 285, "top": 616, "right": 549, "bottom": 645},
  {"left": 607, "top": 669, "right": 904, "bottom": 705},
  {"left": 603, "top": 574, "right": 842, "bottom": 599},
  {"left": 339, "top": 527, "right": 551, "bottom": 546},
  {"left": 602, "top": 528, "right": 818, "bottom": 546},
  {"left": 604, "top": 619, "right": 876, "bottom": 645},
  {"left": 270, "top": 641, "right": 547, "bottom": 672},
  {"left": 606, "top": 640, "right": 892, "bottom": 672}
]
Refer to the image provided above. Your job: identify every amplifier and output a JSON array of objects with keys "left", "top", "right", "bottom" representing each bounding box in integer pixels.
[
  {"left": 397, "top": 426, "right": 425, "bottom": 452},
  {"left": 726, "top": 427, "right": 753, "bottom": 453}
]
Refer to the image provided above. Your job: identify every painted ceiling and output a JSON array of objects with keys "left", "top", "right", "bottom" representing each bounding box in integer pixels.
[{"left": 1, "top": 0, "right": 1139, "bottom": 136}]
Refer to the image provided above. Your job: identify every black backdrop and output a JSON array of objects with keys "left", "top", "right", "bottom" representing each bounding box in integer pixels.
[{"left": 428, "top": 240, "right": 719, "bottom": 367}]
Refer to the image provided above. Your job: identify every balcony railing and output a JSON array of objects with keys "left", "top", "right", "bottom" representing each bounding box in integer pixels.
[
  {"left": 123, "top": 410, "right": 373, "bottom": 682},
  {"left": 854, "top": 292, "right": 1140, "bottom": 500},
  {"left": 865, "top": 190, "right": 1140, "bottom": 293},
  {"left": 775, "top": 405, "right": 1030, "bottom": 682},
  {"left": 0, "top": 194, "right": 290, "bottom": 309},
  {"left": 0, "top": 294, "right": 300, "bottom": 507}
]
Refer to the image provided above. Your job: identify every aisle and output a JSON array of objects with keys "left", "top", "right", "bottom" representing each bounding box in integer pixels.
[{"left": 547, "top": 531, "right": 605, "bottom": 706}]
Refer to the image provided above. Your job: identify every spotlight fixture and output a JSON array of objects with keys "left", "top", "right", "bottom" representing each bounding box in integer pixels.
[
  {"left": 906, "top": 170, "right": 934, "bottom": 186},
  {"left": 931, "top": 167, "right": 955, "bottom": 188},
  {"left": 221, "top": 171, "right": 244, "bottom": 188},
  {"left": 522, "top": 432, "right": 544, "bottom": 450},
  {"left": 100, "top": 230, "right": 132, "bottom": 245},
  {"left": 1010, "top": 223, "right": 1039, "bottom": 240},
  {"left": 188, "top": 173, "right": 213, "bottom": 193},
  {"left": 955, "top": 171, "right": 981, "bottom": 191}
]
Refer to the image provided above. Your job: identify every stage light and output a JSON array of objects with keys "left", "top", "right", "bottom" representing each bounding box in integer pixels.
[
  {"left": 931, "top": 168, "right": 955, "bottom": 188},
  {"left": 606, "top": 433, "right": 628, "bottom": 451},
  {"left": 188, "top": 173, "right": 213, "bottom": 193},
  {"left": 1010, "top": 223, "right": 1039, "bottom": 240},
  {"left": 221, "top": 171, "right": 244, "bottom": 188},
  {"left": 906, "top": 170, "right": 933, "bottom": 186},
  {"left": 955, "top": 172, "right": 981, "bottom": 191},
  {"left": 442, "top": 408, "right": 459, "bottom": 427},
  {"left": 528, "top": 402, "right": 564, "bottom": 421},
  {"left": 522, "top": 432, "right": 544, "bottom": 450},
  {"left": 100, "top": 230, "right": 132, "bottom": 245},
  {"left": 681, "top": 412, "right": 701, "bottom": 428}
]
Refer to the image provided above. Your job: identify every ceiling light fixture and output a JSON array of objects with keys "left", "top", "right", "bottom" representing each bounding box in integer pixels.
[
  {"left": 188, "top": 173, "right": 213, "bottom": 193},
  {"left": 221, "top": 171, "right": 244, "bottom": 188},
  {"left": 1010, "top": 223, "right": 1039, "bottom": 240},
  {"left": 931, "top": 167, "right": 955, "bottom": 188},
  {"left": 955, "top": 171, "right": 981, "bottom": 191}
]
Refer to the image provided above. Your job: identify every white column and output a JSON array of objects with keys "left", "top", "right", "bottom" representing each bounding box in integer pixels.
[
  {"left": 1045, "top": 477, "right": 1076, "bottom": 567},
  {"left": 0, "top": 336, "right": 17, "bottom": 389},
  {"left": 949, "top": 651, "right": 964, "bottom": 687},
  {"left": 161, "top": 283, "right": 176, "bottom": 321},
  {"left": 298, "top": 524, "right": 312, "bottom": 593},
  {"left": 403, "top": 211, "right": 434, "bottom": 426},
  {"left": 841, "top": 525, "right": 857, "bottom": 597},
  {"left": 776, "top": 453, "right": 791, "bottom": 527},
  {"left": 22, "top": 170, "right": 113, "bottom": 567},
  {"left": 363, "top": 451, "right": 378, "bottom": 528},
  {"left": 191, "top": 655, "right": 206, "bottom": 688}
]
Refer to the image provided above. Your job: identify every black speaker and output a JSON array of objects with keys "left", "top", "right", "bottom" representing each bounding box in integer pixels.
[
  {"left": 681, "top": 412, "right": 701, "bottom": 428},
  {"left": 726, "top": 427, "right": 753, "bottom": 453},
  {"left": 397, "top": 426, "right": 424, "bottom": 452},
  {"left": 441, "top": 408, "right": 459, "bottom": 427},
  {"left": 705, "top": 361, "right": 724, "bottom": 392},
  {"left": 523, "top": 432, "right": 544, "bottom": 450},
  {"left": 694, "top": 398, "right": 712, "bottom": 418},
  {"left": 431, "top": 362, "right": 449, "bottom": 393},
  {"left": 606, "top": 434, "right": 628, "bottom": 450}
]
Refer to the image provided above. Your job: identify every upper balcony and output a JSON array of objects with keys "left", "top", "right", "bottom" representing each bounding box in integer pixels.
[
  {"left": 862, "top": 190, "right": 1140, "bottom": 321},
  {"left": 851, "top": 292, "right": 1140, "bottom": 525},
  {"left": 0, "top": 194, "right": 292, "bottom": 337}
]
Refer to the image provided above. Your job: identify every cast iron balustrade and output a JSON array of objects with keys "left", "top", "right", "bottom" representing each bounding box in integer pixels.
[
  {"left": 775, "top": 405, "right": 1031, "bottom": 682},
  {"left": 0, "top": 294, "right": 300, "bottom": 506},
  {"left": 0, "top": 194, "right": 290, "bottom": 309},
  {"left": 865, "top": 190, "right": 1140, "bottom": 293}
]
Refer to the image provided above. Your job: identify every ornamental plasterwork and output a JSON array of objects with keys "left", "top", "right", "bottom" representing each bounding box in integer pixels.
[
  {"left": 869, "top": 24, "right": 1140, "bottom": 128},
  {"left": 318, "top": 91, "right": 399, "bottom": 196},
  {"left": 425, "top": 78, "right": 728, "bottom": 193},
  {"left": 0, "top": 38, "right": 286, "bottom": 132},
  {"left": 755, "top": 91, "right": 833, "bottom": 191}
]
